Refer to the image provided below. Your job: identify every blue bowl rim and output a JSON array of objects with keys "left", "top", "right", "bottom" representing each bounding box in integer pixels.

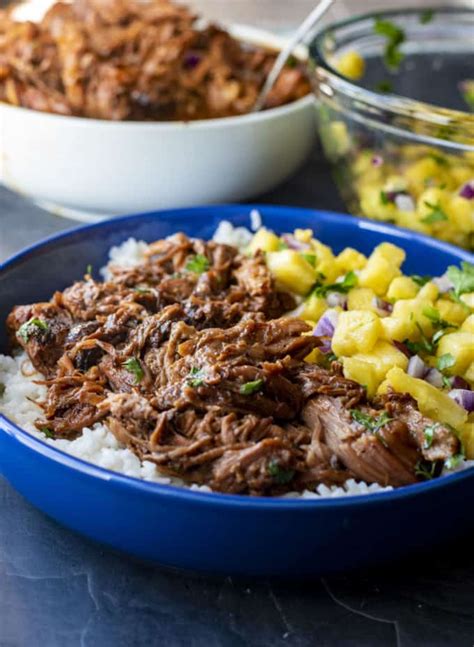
[{"left": 1, "top": 203, "right": 473, "bottom": 511}]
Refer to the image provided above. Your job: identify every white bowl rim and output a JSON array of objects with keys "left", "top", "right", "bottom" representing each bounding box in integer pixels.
[{"left": 0, "top": 23, "right": 315, "bottom": 131}]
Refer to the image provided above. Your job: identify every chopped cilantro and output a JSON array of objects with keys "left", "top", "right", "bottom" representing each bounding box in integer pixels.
[
  {"left": 351, "top": 409, "right": 393, "bottom": 434},
  {"left": 423, "top": 424, "right": 436, "bottom": 450},
  {"left": 302, "top": 253, "right": 317, "bottom": 267},
  {"left": 326, "top": 352, "right": 338, "bottom": 364},
  {"left": 421, "top": 201, "right": 448, "bottom": 224},
  {"left": 374, "top": 18, "right": 405, "bottom": 71},
  {"left": 277, "top": 240, "right": 289, "bottom": 251},
  {"left": 437, "top": 353, "right": 455, "bottom": 372},
  {"left": 427, "top": 153, "right": 448, "bottom": 167},
  {"left": 375, "top": 80, "right": 393, "bottom": 94},
  {"left": 460, "top": 80, "right": 474, "bottom": 112},
  {"left": 444, "top": 453, "right": 465, "bottom": 470},
  {"left": 286, "top": 55, "right": 298, "bottom": 69},
  {"left": 267, "top": 460, "right": 295, "bottom": 485},
  {"left": 85, "top": 264, "right": 93, "bottom": 275},
  {"left": 404, "top": 322, "right": 437, "bottom": 355},
  {"left": 240, "top": 379, "right": 263, "bottom": 395},
  {"left": 420, "top": 9, "right": 434, "bottom": 24},
  {"left": 0, "top": 382, "right": 5, "bottom": 397},
  {"left": 187, "top": 366, "right": 205, "bottom": 388},
  {"left": 122, "top": 357, "right": 144, "bottom": 384},
  {"left": 447, "top": 262, "right": 474, "bottom": 298},
  {"left": 312, "top": 271, "right": 357, "bottom": 298},
  {"left": 411, "top": 274, "right": 431, "bottom": 287},
  {"left": 380, "top": 190, "right": 390, "bottom": 205},
  {"left": 41, "top": 427, "right": 55, "bottom": 439},
  {"left": 17, "top": 317, "right": 49, "bottom": 343},
  {"left": 415, "top": 459, "right": 439, "bottom": 480},
  {"left": 185, "top": 254, "right": 210, "bottom": 274},
  {"left": 422, "top": 306, "right": 454, "bottom": 330}
]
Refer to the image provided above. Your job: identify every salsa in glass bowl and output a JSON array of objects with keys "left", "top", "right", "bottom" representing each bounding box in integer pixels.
[{"left": 310, "top": 7, "right": 474, "bottom": 250}]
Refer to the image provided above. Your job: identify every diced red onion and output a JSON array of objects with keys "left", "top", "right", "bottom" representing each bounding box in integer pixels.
[
  {"left": 326, "top": 292, "right": 347, "bottom": 308},
  {"left": 432, "top": 273, "right": 453, "bottom": 293},
  {"left": 313, "top": 310, "right": 339, "bottom": 338},
  {"left": 372, "top": 296, "right": 393, "bottom": 314},
  {"left": 395, "top": 194, "right": 415, "bottom": 212},
  {"left": 371, "top": 155, "right": 384, "bottom": 167},
  {"left": 407, "top": 354, "right": 428, "bottom": 378},
  {"left": 318, "top": 339, "right": 333, "bottom": 354},
  {"left": 184, "top": 53, "right": 201, "bottom": 69},
  {"left": 451, "top": 376, "right": 471, "bottom": 390},
  {"left": 393, "top": 341, "right": 411, "bottom": 357},
  {"left": 449, "top": 389, "right": 474, "bottom": 412},
  {"left": 282, "top": 234, "right": 310, "bottom": 251},
  {"left": 459, "top": 180, "right": 474, "bottom": 200},
  {"left": 425, "top": 368, "right": 444, "bottom": 388}
]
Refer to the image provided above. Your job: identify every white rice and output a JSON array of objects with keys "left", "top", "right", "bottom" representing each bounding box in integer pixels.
[{"left": 1, "top": 220, "right": 471, "bottom": 498}]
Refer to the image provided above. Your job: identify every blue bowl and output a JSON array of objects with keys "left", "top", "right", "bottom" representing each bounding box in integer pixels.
[{"left": 1, "top": 205, "right": 473, "bottom": 577}]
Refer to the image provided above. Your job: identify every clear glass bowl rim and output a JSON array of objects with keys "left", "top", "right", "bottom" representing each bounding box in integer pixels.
[{"left": 310, "top": 6, "right": 474, "bottom": 147}]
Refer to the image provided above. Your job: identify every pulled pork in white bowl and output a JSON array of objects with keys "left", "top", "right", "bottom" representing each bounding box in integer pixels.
[{"left": 0, "top": 0, "right": 316, "bottom": 220}]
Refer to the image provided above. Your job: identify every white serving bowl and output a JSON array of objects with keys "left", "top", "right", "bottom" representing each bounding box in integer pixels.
[{"left": 0, "top": 25, "right": 316, "bottom": 222}]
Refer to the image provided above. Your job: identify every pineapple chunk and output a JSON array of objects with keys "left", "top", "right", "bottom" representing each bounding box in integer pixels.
[
  {"left": 335, "top": 50, "right": 366, "bottom": 80},
  {"left": 386, "top": 276, "right": 419, "bottom": 300},
  {"left": 391, "top": 298, "right": 435, "bottom": 335},
  {"left": 461, "top": 315, "right": 474, "bottom": 334},
  {"left": 464, "top": 363, "right": 474, "bottom": 386},
  {"left": 374, "top": 242, "right": 406, "bottom": 267},
  {"left": 381, "top": 316, "right": 416, "bottom": 342},
  {"left": 248, "top": 228, "right": 281, "bottom": 254},
  {"left": 358, "top": 253, "right": 401, "bottom": 296},
  {"left": 266, "top": 250, "right": 316, "bottom": 295},
  {"left": 436, "top": 299, "right": 469, "bottom": 326},
  {"left": 436, "top": 332, "right": 474, "bottom": 375},
  {"left": 311, "top": 240, "right": 339, "bottom": 283},
  {"left": 294, "top": 229, "right": 313, "bottom": 244},
  {"left": 332, "top": 310, "right": 382, "bottom": 356},
  {"left": 347, "top": 288, "right": 378, "bottom": 312},
  {"left": 351, "top": 341, "right": 409, "bottom": 383},
  {"left": 300, "top": 295, "right": 328, "bottom": 322},
  {"left": 382, "top": 367, "right": 467, "bottom": 429},
  {"left": 336, "top": 247, "right": 367, "bottom": 273},
  {"left": 416, "top": 281, "right": 439, "bottom": 302},
  {"left": 458, "top": 421, "right": 474, "bottom": 460},
  {"left": 343, "top": 357, "right": 379, "bottom": 397}
]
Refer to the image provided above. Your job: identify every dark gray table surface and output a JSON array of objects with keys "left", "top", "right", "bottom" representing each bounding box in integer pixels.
[{"left": 1, "top": 151, "right": 474, "bottom": 647}]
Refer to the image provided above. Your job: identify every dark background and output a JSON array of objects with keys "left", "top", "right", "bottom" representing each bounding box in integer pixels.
[{"left": 1, "top": 151, "right": 474, "bottom": 646}]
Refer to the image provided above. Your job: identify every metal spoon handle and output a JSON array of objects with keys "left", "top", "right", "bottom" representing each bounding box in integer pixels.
[{"left": 252, "top": 0, "right": 334, "bottom": 112}]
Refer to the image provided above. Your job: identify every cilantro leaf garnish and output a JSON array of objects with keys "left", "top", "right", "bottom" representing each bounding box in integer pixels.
[
  {"left": 302, "top": 253, "right": 317, "bottom": 267},
  {"left": 312, "top": 271, "right": 357, "bottom": 298},
  {"left": 444, "top": 453, "right": 465, "bottom": 470},
  {"left": 411, "top": 274, "right": 432, "bottom": 287},
  {"left": 267, "top": 460, "right": 295, "bottom": 485},
  {"left": 375, "top": 80, "right": 393, "bottom": 94},
  {"left": 374, "top": 18, "right": 405, "bottom": 71},
  {"left": 185, "top": 254, "right": 210, "bottom": 274},
  {"left": 437, "top": 353, "right": 455, "bottom": 372},
  {"left": 17, "top": 317, "right": 49, "bottom": 343},
  {"left": 187, "top": 366, "right": 205, "bottom": 388},
  {"left": 420, "top": 9, "right": 434, "bottom": 24},
  {"left": 415, "top": 459, "right": 440, "bottom": 480},
  {"left": 421, "top": 201, "right": 448, "bottom": 224},
  {"left": 122, "top": 357, "right": 144, "bottom": 384},
  {"left": 447, "top": 262, "right": 474, "bottom": 298},
  {"left": 423, "top": 424, "right": 437, "bottom": 450},
  {"left": 422, "top": 306, "right": 454, "bottom": 331},
  {"left": 351, "top": 409, "right": 393, "bottom": 434},
  {"left": 41, "top": 427, "right": 55, "bottom": 439},
  {"left": 85, "top": 264, "right": 93, "bottom": 276},
  {"left": 459, "top": 80, "right": 474, "bottom": 113},
  {"left": 240, "top": 379, "right": 264, "bottom": 395},
  {"left": 380, "top": 190, "right": 390, "bottom": 205}
]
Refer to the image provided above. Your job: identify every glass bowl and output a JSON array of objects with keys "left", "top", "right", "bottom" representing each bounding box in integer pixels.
[{"left": 310, "top": 7, "right": 474, "bottom": 250}]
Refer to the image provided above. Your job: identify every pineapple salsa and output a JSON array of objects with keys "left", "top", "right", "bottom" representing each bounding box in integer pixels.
[{"left": 247, "top": 226, "right": 474, "bottom": 458}]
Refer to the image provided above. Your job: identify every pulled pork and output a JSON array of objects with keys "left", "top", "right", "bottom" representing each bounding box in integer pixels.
[
  {"left": 0, "top": 0, "right": 310, "bottom": 120},
  {"left": 6, "top": 233, "right": 460, "bottom": 495}
]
